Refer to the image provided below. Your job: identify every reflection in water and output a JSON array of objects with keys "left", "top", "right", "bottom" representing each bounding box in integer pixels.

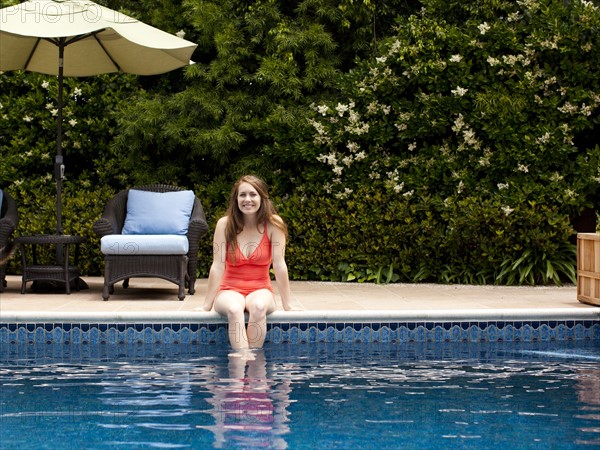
[
  {"left": 200, "top": 349, "right": 292, "bottom": 449},
  {"left": 1, "top": 341, "right": 599, "bottom": 448},
  {"left": 575, "top": 368, "right": 600, "bottom": 446}
]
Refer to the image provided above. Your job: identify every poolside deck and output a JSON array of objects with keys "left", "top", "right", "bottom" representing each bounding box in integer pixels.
[{"left": 1, "top": 275, "right": 598, "bottom": 323}]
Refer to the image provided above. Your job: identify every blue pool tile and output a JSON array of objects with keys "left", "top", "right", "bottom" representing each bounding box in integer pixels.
[
  {"left": 162, "top": 327, "right": 172, "bottom": 345},
  {"left": 52, "top": 327, "right": 62, "bottom": 343},
  {"left": 180, "top": 326, "right": 190, "bottom": 345},
  {"left": 494, "top": 323, "right": 503, "bottom": 341},
  {"left": 0, "top": 319, "right": 597, "bottom": 347},
  {"left": 416, "top": 324, "right": 426, "bottom": 342},
  {"left": 539, "top": 323, "right": 549, "bottom": 341},
  {"left": 216, "top": 326, "right": 228, "bottom": 344},
  {"left": 326, "top": 325, "right": 336, "bottom": 343},
  {"left": 434, "top": 324, "right": 443, "bottom": 342},
  {"left": 26, "top": 329, "right": 36, "bottom": 344},
  {"left": 469, "top": 323, "right": 479, "bottom": 342},
  {"left": 199, "top": 327, "right": 208, "bottom": 344},
  {"left": 389, "top": 324, "right": 400, "bottom": 342},
  {"left": 406, "top": 325, "right": 416, "bottom": 342},
  {"left": 590, "top": 322, "right": 599, "bottom": 339},
  {"left": 532, "top": 323, "right": 542, "bottom": 342},
  {"left": 566, "top": 323, "right": 575, "bottom": 340},
  {"left": 271, "top": 326, "right": 281, "bottom": 344},
  {"left": 343, "top": 325, "right": 352, "bottom": 343},
  {"left": 380, "top": 326, "right": 390, "bottom": 344},
  {"left": 17, "top": 326, "right": 26, "bottom": 343},
  {"left": 107, "top": 327, "right": 117, "bottom": 345},
  {"left": 289, "top": 326, "right": 299, "bottom": 344},
  {"left": 505, "top": 323, "right": 515, "bottom": 341},
  {"left": 449, "top": 325, "right": 460, "bottom": 342},
  {"left": 143, "top": 327, "right": 153, "bottom": 345},
  {"left": 523, "top": 324, "right": 532, "bottom": 342},
  {"left": 88, "top": 325, "right": 97, "bottom": 343},
  {"left": 125, "top": 326, "right": 135, "bottom": 344}
]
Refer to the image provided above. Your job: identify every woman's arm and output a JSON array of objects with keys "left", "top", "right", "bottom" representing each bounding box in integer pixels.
[
  {"left": 201, "top": 217, "right": 228, "bottom": 311},
  {"left": 270, "top": 218, "right": 303, "bottom": 311}
]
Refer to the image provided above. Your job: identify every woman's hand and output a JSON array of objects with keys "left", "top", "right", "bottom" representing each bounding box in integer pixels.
[
  {"left": 283, "top": 303, "right": 304, "bottom": 311},
  {"left": 194, "top": 303, "right": 214, "bottom": 312}
]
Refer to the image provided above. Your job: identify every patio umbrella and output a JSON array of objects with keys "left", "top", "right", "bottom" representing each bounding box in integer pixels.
[{"left": 0, "top": 0, "right": 197, "bottom": 235}]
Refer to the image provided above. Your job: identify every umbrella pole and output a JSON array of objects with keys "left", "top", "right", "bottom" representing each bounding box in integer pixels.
[
  {"left": 49, "top": 39, "right": 88, "bottom": 292},
  {"left": 55, "top": 39, "right": 65, "bottom": 237}
]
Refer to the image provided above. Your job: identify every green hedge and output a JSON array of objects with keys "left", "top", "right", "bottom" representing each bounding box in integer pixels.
[
  {"left": 0, "top": 176, "right": 582, "bottom": 286},
  {"left": 279, "top": 186, "right": 576, "bottom": 285}
]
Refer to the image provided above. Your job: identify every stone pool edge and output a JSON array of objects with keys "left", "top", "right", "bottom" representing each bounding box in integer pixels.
[{"left": 2, "top": 307, "right": 599, "bottom": 324}]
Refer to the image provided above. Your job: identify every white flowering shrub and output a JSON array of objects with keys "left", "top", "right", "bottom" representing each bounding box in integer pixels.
[{"left": 302, "top": 0, "right": 599, "bottom": 283}]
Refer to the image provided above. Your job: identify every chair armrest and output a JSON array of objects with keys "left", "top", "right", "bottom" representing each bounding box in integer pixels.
[
  {"left": 186, "top": 198, "right": 209, "bottom": 259},
  {"left": 188, "top": 219, "right": 209, "bottom": 243},
  {"left": 187, "top": 198, "right": 209, "bottom": 240},
  {"left": 0, "top": 217, "right": 17, "bottom": 243},
  {"left": 93, "top": 189, "right": 129, "bottom": 237},
  {"left": 93, "top": 218, "right": 116, "bottom": 237}
]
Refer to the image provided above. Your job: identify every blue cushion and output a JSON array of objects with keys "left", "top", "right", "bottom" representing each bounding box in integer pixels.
[
  {"left": 122, "top": 189, "right": 195, "bottom": 235},
  {"left": 0, "top": 190, "right": 3, "bottom": 215},
  {"left": 101, "top": 235, "right": 189, "bottom": 255}
]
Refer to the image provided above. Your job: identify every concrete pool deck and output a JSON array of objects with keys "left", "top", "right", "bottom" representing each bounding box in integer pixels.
[{"left": 1, "top": 275, "right": 598, "bottom": 323}]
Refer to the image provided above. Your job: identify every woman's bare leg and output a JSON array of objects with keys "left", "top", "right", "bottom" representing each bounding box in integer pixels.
[
  {"left": 245, "top": 289, "right": 276, "bottom": 348},
  {"left": 214, "top": 290, "right": 249, "bottom": 349}
]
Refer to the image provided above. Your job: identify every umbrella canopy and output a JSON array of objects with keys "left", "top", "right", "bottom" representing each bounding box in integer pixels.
[
  {"left": 0, "top": 0, "right": 197, "bottom": 234},
  {"left": 0, "top": 0, "right": 197, "bottom": 76}
]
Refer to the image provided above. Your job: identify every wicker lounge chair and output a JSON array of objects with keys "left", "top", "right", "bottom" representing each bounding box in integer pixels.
[
  {"left": 93, "top": 185, "right": 209, "bottom": 300},
  {"left": 0, "top": 190, "right": 19, "bottom": 292}
]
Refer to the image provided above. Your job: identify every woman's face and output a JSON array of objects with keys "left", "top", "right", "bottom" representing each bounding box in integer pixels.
[{"left": 237, "top": 182, "right": 261, "bottom": 215}]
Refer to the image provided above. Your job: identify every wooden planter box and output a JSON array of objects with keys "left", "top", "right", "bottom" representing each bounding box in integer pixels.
[{"left": 577, "top": 233, "right": 600, "bottom": 306}]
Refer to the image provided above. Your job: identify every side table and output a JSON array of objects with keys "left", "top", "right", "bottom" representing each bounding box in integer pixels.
[{"left": 15, "top": 234, "right": 87, "bottom": 294}]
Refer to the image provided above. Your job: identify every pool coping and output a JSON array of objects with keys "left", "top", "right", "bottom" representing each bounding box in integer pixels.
[{"left": 2, "top": 307, "right": 599, "bottom": 324}]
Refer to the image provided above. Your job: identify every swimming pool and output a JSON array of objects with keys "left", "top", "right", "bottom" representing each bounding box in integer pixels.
[{"left": 1, "top": 337, "right": 599, "bottom": 449}]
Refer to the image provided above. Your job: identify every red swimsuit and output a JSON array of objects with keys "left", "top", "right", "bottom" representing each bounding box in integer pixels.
[{"left": 219, "top": 229, "right": 274, "bottom": 296}]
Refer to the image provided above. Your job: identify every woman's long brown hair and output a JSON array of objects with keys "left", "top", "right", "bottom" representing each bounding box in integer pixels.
[{"left": 224, "top": 175, "right": 287, "bottom": 260}]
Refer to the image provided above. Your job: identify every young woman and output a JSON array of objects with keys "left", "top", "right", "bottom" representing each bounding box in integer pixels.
[{"left": 201, "top": 175, "right": 301, "bottom": 349}]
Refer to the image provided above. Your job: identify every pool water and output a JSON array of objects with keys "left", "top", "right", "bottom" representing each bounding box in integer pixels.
[{"left": 1, "top": 341, "right": 599, "bottom": 449}]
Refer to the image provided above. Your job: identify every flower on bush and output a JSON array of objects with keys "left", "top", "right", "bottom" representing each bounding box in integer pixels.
[
  {"left": 302, "top": 0, "right": 599, "bottom": 284},
  {"left": 309, "top": 0, "right": 599, "bottom": 209}
]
